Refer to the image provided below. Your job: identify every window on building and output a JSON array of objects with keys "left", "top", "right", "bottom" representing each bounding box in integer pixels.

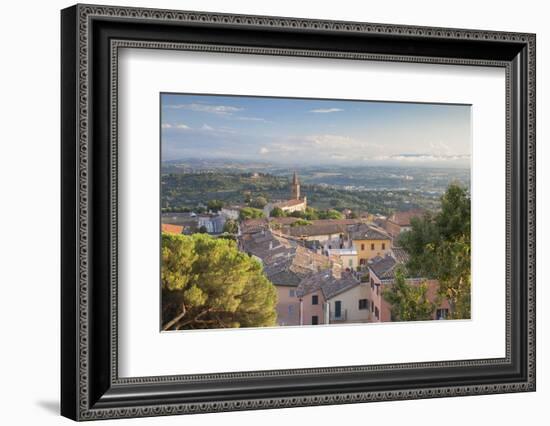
[
  {"left": 361, "top": 243, "right": 365, "bottom": 251},
  {"left": 371, "top": 300, "right": 374, "bottom": 311},
  {"left": 288, "top": 305, "right": 294, "bottom": 316},
  {"left": 312, "top": 295, "right": 319, "bottom": 305},
  {"left": 375, "top": 307, "right": 380, "bottom": 319},
  {"left": 436, "top": 308, "right": 449, "bottom": 320},
  {"left": 382, "top": 243, "right": 386, "bottom": 250},
  {"left": 334, "top": 301, "right": 342, "bottom": 318},
  {"left": 311, "top": 315, "right": 319, "bottom": 325},
  {"left": 376, "top": 284, "right": 379, "bottom": 296},
  {"left": 359, "top": 299, "right": 368, "bottom": 310},
  {"left": 371, "top": 243, "right": 375, "bottom": 250},
  {"left": 289, "top": 289, "right": 295, "bottom": 297}
]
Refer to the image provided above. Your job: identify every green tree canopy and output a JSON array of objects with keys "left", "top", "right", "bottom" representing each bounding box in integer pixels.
[
  {"left": 222, "top": 219, "right": 239, "bottom": 234},
  {"left": 270, "top": 207, "right": 285, "bottom": 217},
  {"left": 286, "top": 208, "right": 320, "bottom": 220},
  {"left": 398, "top": 183, "right": 471, "bottom": 319},
  {"left": 250, "top": 196, "right": 268, "bottom": 209},
  {"left": 207, "top": 199, "right": 224, "bottom": 212},
  {"left": 302, "top": 207, "right": 320, "bottom": 220},
  {"left": 290, "top": 219, "right": 312, "bottom": 227},
  {"left": 319, "top": 209, "right": 344, "bottom": 220},
  {"left": 239, "top": 207, "right": 265, "bottom": 220},
  {"left": 383, "top": 268, "right": 437, "bottom": 321},
  {"left": 161, "top": 233, "right": 278, "bottom": 330}
]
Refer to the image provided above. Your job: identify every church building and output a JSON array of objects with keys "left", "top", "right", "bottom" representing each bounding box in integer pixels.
[{"left": 271, "top": 171, "right": 307, "bottom": 214}]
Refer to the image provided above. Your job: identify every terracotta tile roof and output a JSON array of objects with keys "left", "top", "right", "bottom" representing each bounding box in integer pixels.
[
  {"left": 240, "top": 229, "right": 294, "bottom": 263},
  {"left": 391, "top": 247, "right": 410, "bottom": 263},
  {"left": 286, "top": 223, "right": 350, "bottom": 238},
  {"left": 321, "top": 272, "right": 361, "bottom": 299},
  {"left": 297, "top": 270, "right": 360, "bottom": 299},
  {"left": 240, "top": 218, "right": 269, "bottom": 234},
  {"left": 310, "top": 219, "right": 363, "bottom": 226},
  {"left": 161, "top": 223, "right": 184, "bottom": 235},
  {"left": 263, "top": 259, "right": 303, "bottom": 286},
  {"left": 274, "top": 199, "right": 306, "bottom": 208},
  {"left": 293, "top": 245, "right": 330, "bottom": 274},
  {"left": 282, "top": 219, "right": 362, "bottom": 238},
  {"left": 270, "top": 217, "right": 301, "bottom": 225},
  {"left": 373, "top": 217, "right": 387, "bottom": 228},
  {"left": 349, "top": 223, "right": 391, "bottom": 241},
  {"left": 368, "top": 255, "right": 398, "bottom": 280},
  {"left": 240, "top": 217, "right": 302, "bottom": 234},
  {"left": 368, "top": 251, "right": 417, "bottom": 281},
  {"left": 239, "top": 229, "right": 329, "bottom": 287},
  {"left": 388, "top": 209, "right": 425, "bottom": 226}
]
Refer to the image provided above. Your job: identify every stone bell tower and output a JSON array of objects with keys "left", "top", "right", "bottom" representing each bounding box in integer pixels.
[{"left": 291, "top": 171, "right": 300, "bottom": 200}]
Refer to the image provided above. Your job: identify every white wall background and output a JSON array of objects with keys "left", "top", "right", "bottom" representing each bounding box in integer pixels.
[{"left": 0, "top": 0, "right": 546, "bottom": 424}]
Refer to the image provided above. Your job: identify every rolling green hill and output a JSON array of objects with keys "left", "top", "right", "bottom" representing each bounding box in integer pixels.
[{"left": 161, "top": 171, "right": 443, "bottom": 215}]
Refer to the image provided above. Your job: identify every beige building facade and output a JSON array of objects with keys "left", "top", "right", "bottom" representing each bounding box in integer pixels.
[{"left": 325, "top": 283, "right": 370, "bottom": 324}]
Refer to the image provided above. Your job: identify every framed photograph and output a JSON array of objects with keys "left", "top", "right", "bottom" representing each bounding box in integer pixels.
[{"left": 61, "top": 4, "right": 536, "bottom": 421}]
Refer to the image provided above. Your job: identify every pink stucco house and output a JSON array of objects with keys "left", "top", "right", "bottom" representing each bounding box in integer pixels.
[{"left": 296, "top": 266, "right": 369, "bottom": 325}]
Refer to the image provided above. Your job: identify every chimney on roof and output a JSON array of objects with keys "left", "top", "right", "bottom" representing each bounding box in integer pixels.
[
  {"left": 331, "top": 262, "right": 342, "bottom": 280},
  {"left": 269, "top": 241, "right": 273, "bottom": 250}
]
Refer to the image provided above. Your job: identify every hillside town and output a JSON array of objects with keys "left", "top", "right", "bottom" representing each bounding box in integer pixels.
[{"left": 161, "top": 172, "right": 451, "bottom": 326}]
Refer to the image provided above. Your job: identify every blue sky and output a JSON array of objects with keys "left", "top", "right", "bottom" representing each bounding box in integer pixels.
[{"left": 161, "top": 93, "right": 471, "bottom": 168}]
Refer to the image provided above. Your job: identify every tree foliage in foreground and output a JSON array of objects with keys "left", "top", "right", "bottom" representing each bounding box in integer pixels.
[
  {"left": 383, "top": 267, "right": 436, "bottom": 321},
  {"left": 161, "top": 233, "right": 278, "bottom": 330},
  {"left": 398, "top": 183, "right": 471, "bottom": 319}
]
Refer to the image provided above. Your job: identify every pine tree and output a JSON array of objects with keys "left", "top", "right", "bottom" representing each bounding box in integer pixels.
[{"left": 161, "top": 233, "right": 278, "bottom": 330}]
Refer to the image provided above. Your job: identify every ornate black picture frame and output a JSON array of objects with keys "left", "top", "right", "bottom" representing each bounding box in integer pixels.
[{"left": 61, "top": 4, "right": 536, "bottom": 421}]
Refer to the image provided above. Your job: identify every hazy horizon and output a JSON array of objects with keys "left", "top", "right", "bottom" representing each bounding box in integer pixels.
[{"left": 161, "top": 93, "right": 471, "bottom": 168}]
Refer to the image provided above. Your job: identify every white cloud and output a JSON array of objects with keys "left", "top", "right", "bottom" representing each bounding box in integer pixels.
[
  {"left": 259, "top": 147, "right": 270, "bottom": 154},
  {"left": 236, "top": 116, "right": 268, "bottom": 122},
  {"left": 330, "top": 153, "right": 348, "bottom": 160},
  {"left": 162, "top": 122, "right": 191, "bottom": 130},
  {"left": 305, "top": 134, "right": 355, "bottom": 146},
  {"left": 373, "top": 154, "right": 471, "bottom": 163},
  {"left": 165, "top": 103, "right": 243, "bottom": 115},
  {"left": 309, "top": 108, "right": 343, "bottom": 113},
  {"left": 199, "top": 124, "right": 237, "bottom": 135}
]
